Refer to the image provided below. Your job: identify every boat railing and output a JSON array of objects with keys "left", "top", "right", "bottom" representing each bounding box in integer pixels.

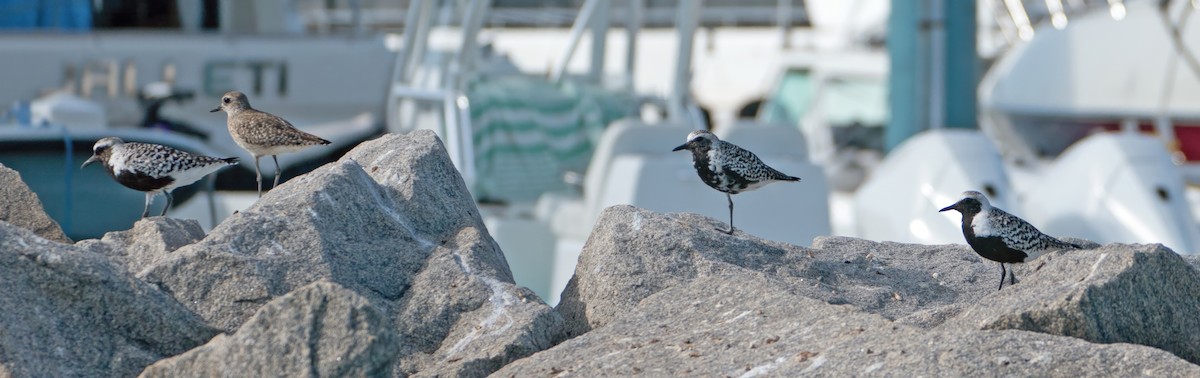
[
  {"left": 385, "top": 0, "right": 487, "bottom": 188},
  {"left": 384, "top": 0, "right": 710, "bottom": 199},
  {"left": 298, "top": 1, "right": 810, "bottom": 32},
  {"left": 387, "top": 85, "right": 476, "bottom": 187}
]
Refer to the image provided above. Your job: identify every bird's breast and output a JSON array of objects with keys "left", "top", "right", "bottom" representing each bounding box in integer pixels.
[
  {"left": 114, "top": 170, "right": 174, "bottom": 192},
  {"left": 970, "top": 211, "right": 995, "bottom": 237},
  {"left": 965, "top": 235, "right": 1028, "bottom": 263},
  {"left": 687, "top": 149, "right": 728, "bottom": 192}
]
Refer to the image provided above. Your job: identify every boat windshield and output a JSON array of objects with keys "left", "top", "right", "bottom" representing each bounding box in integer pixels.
[{"left": 763, "top": 68, "right": 888, "bottom": 152}]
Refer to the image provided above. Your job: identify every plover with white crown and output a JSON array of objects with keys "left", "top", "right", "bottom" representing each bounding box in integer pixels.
[
  {"left": 940, "top": 190, "right": 1081, "bottom": 290},
  {"left": 672, "top": 130, "right": 801, "bottom": 234},
  {"left": 211, "top": 90, "right": 330, "bottom": 196},
  {"left": 82, "top": 137, "right": 237, "bottom": 218}
]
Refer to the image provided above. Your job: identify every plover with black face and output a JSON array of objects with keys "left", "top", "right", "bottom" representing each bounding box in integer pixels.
[
  {"left": 82, "top": 137, "right": 237, "bottom": 218},
  {"left": 672, "top": 130, "right": 801, "bottom": 234},
  {"left": 940, "top": 190, "right": 1081, "bottom": 290},
  {"left": 211, "top": 90, "right": 330, "bottom": 196}
]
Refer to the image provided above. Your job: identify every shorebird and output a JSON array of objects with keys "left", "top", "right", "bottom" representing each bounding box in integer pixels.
[
  {"left": 672, "top": 130, "right": 801, "bottom": 234},
  {"left": 940, "top": 190, "right": 1081, "bottom": 290},
  {"left": 211, "top": 91, "right": 330, "bottom": 196},
  {"left": 82, "top": 137, "right": 237, "bottom": 218}
]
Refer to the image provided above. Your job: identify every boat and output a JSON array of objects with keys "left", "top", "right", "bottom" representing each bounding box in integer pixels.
[
  {"left": 0, "top": 4, "right": 392, "bottom": 238},
  {"left": 375, "top": 0, "right": 840, "bottom": 303},
  {"left": 978, "top": 0, "right": 1200, "bottom": 253},
  {"left": 757, "top": 0, "right": 1200, "bottom": 254}
]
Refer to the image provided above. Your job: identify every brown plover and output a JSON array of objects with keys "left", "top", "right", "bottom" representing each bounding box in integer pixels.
[
  {"left": 940, "top": 190, "right": 1081, "bottom": 290},
  {"left": 211, "top": 91, "right": 330, "bottom": 196},
  {"left": 672, "top": 130, "right": 801, "bottom": 234},
  {"left": 82, "top": 137, "right": 237, "bottom": 218}
]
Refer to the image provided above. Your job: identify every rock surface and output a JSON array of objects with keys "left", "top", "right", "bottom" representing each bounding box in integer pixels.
[
  {"left": 0, "top": 221, "right": 218, "bottom": 377},
  {"left": 138, "top": 131, "right": 561, "bottom": 376},
  {"left": 556, "top": 206, "right": 998, "bottom": 337},
  {"left": 498, "top": 272, "right": 1200, "bottom": 377},
  {"left": 947, "top": 243, "right": 1200, "bottom": 364},
  {"left": 140, "top": 281, "right": 399, "bottom": 377},
  {"left": 0, "top": 163, "right": 70, "bottom": 243},
  {"left": 1185, "top": 254, "right": 1200, "bottom": 272},
  {"left": 546, "top": 205, "right": 1200, "bottom": 374},
  {"left": 3, "top": 131, "right": 1198, "bottom": 377},
  {"left": 76, "top": 217, "right": 206, "bottom": 274}
]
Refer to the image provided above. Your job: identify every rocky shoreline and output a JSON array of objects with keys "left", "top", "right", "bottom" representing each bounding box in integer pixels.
[{"left": 1, "top": 130, "right": 1198, "bottom": 377}]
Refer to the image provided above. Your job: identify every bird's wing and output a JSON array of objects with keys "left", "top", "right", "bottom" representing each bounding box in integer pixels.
[
  {"left": 719, "top": 143, "right": 780, "bottom": 182},
  {"left": 119, "top": 143, "right": 209, "bottom": 178},
  {"left": 991, "top": 210, "right": 1077, "bottom": 253},
  {"left": 260, "top": 111, "right": 298, "bottom": 132},
  {"left": 247, "top": 110, "right": 329, "bottom": 145}
]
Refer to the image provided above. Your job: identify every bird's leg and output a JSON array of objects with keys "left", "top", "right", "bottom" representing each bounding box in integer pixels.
[
  {"left": 272, "top": 155, "right": 281, "bottom": 189},
  {"left": 161, "top": 191, "right": 173, "bottom": 217},
  {"left": 1008, "top": 266, "right": 1017, "bottom": 286},
  {"left": 722, "top": 193, "right": 735, "bottom": 235},
  {"left": 997, "top": 263, "right": 1006, "bottom": 291},
  {"left": 254, "top": 156, "right": 263, "bottom": 197},
  {"left": 142, "top": 192, "right": 154, "bottom": 218}
]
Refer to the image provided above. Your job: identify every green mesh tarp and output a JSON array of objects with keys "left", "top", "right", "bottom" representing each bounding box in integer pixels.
[{"left": 468, "top": 76, "right": 636, "bottom": 203}]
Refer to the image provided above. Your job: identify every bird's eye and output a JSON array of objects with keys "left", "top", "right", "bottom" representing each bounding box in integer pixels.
[{"left": 223, "top": 97, "right": 231, "bottom": 104}]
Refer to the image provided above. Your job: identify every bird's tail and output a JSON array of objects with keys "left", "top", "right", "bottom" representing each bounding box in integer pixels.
[
  {"left": 776, "top": 172, "right": 802, "bottom": 182},
  {"left": 308, "top": 132, "right": 332, "bottom": 145},
  {"left": 1057, "top": 237, "right": 1087, "bottom": 250},
  {"left": 221, "top": 157, "right": 239, "bottom": 165}
]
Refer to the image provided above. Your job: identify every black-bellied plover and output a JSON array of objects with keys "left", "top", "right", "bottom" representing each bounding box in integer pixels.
[
  {"left": 940, "top": 190, "right": 1081, "bottom": 290},
  {"left": 672, "top": 130, "right": 801, "bottom": 234},
  {"left": 211, "top": 90, "right": 330, "bottom": 196},
  {"left": 82, "top": 137, "right": 237, "bottom": 218}
]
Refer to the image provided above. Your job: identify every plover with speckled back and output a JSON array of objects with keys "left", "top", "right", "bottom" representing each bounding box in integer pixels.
[
  {"left": 940, "top": 190, "right": 1081, "bottom": 290},
  {"left": 211, "top": 91, "right": 330, "bottom": 196},
  {"left": 672, "top": 130, "right": 801, "bottom": 234},
  {"left": 82, "top": 137, "right": 237, "bottom": 218}
]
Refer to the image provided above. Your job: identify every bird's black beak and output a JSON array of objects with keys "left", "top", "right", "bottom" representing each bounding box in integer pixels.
[
  {"left": 210, "top": 107, "right": 221, "bottom": 113},
  {"left": 672, "top": 143, "right": 688, "bottom": 152},
  {"left": 938, "top": 203, "right": 958, "bottom": 212},
  {"left": 81, "top": 155, "right": 99, "bottom": 169}
]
